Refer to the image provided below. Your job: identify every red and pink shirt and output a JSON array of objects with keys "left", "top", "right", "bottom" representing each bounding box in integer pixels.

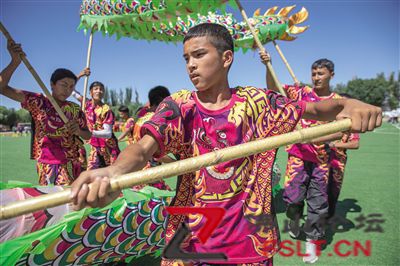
[
  {"left": 141, "top": 86, "right": 305, "bottom": 263},
  {"left": 84, "top": 100, "right": 119, "bottom": 150},
  {"left": 21, "top": 91, "right": 87, "bottom": 164},
  {"left": 121, "top": 117, "right": 135, "bottom": 144},
  {"left": 284, "top": 85, "right": 341, "bottom": 164}
]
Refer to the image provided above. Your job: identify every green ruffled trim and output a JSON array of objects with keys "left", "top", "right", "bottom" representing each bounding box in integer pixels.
[
  {"left": 78, "top": 13, "right": 289, "bottom": 53},
  {"left": 0, "top": 180, "right": 37, "bottom": 190},
  {"left": 0, "top": 183, "right": 174, "bottom": 265}
]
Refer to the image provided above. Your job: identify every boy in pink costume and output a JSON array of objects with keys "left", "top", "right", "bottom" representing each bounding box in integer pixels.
[
  {"left": 117, "top": 105, "right": 135, "bottom": 145},
  {"left": 72, "top": 80, "right": 120, "bottom": 170},
  {"left": 71, "top": 24, "right": 382, "bottom": 266},
  {"left": 0, "top": 40, "right": 91, "bottom": 185},
  {"left": 261, "top": 52, "right": 357, "bottom": 263}
]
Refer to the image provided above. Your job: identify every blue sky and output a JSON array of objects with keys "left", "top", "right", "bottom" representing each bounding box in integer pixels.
[{"left": 1, "top": 0, "right": 399, "bottom": 109}]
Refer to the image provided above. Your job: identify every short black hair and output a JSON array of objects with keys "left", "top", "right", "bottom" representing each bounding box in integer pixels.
[
  {"left": 89, "top": 81, "right": 105, "bottom": 91},
  {"left": 149, "top": 86, "right": 170, "bottom": 107},
  {"left": 50, "top": 68, "right": 77, "bottom": 84},
  {"left": 118, "top": 105, "right": 129, "bottom": 113},
  {"left": 183, "top": 23, "right": 234, "bottom": 55},
  {"left": 312, "top": 59, "right": 334, "bottom": 73}
]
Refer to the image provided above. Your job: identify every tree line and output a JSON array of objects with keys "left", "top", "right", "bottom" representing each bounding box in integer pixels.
[{"left": 333, "top": 72, "right": 399, "bottom": 109}]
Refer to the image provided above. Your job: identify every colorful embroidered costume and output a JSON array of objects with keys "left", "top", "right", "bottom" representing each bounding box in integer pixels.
[
  {"left": 282, "top": 85, "right": 341, "bottom": 240},
  {"left": 120, "top": 117, "right": 135, "bottom": 145},
  {"left": 328, "top": 133, "right": 360, "bottom": 217},
  {"left": 132, "top": 110, "right": 171, "bottom": 191},
  {"left": 85, "top": 100, "right": 120, "bottom": 170},
  {"left": 141, "top": 87, "right": 304, "bottom": 264},
  {"left": 21, "top": 91, "right": 87, "bottom": 185}
]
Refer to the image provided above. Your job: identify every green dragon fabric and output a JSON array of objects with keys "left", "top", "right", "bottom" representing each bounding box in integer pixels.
[
  {"left": 78, "top": 1, "right": 308, "bottom": 51},
  {"left": 0, "top": 184, "right": 174, "bottom": 265}
]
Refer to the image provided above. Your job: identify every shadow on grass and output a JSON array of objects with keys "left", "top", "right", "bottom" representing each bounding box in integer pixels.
[
  {"left": 324, "top": 198, "right": 362, "bottom": 248},
  {"left": 273, "top": 190, "right": 363, "bottom": 249},
  {"left": 272, "top": 188, "right": 286, "bottom": 214}
]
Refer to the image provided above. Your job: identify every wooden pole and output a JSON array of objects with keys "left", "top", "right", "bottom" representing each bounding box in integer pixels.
[
  {"left": 234, "top": 0, "right": 287, "bottom": 97},
  {"left": 234, "top": 1, "right": 302, "bottom": 130},
  {"left": 0, "top": 21, "right": 69, "bottom": 123},
  {"left": 0, "top": 119, "right": 352, "bottom": 220},
  {"left": 272, "top": 40, "right": 299, "bottom": 84},
  {"left": 81, "top": 32, "right": 94, "bottom": 110}
]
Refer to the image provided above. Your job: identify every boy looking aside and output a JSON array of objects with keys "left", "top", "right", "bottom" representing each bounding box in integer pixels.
[
  {"left": 1, "top": 40, "right": 91, "bottom": 185},
  {"left": 72, "top": 24, "right": 381, "bottom": 266}
]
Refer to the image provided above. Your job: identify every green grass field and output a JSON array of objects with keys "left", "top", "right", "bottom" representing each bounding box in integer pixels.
[{"left": 1, "top": 123, "right": 399, "bottom": 265}]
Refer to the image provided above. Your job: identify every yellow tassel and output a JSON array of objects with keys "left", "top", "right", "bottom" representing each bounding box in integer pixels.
[
  {"left": 280, "top": 32, "right": 297, "bottom": 41},
  {"left": 288, "top": 25, "right": 309, "bottom": 34},
  {"left": 264, "top": 6, "right": 278, "bottom": 16},
  {"left": 253, "top": 8, "right": 261, "bottom": 17},
  {"left": 288, "top": 7, "right": 309, "bottom": 27},
  {"left": 277, "top": 5, "right": 296, "bottom": 17}
]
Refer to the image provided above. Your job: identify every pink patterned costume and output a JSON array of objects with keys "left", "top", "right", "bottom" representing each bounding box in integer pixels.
[
  {"left": 141, "top": 87, "right": 304, "bottom": 265},
  {"left": 132, "top": 110, "right": 171, "bottom": 191},
  {"left": 283, "top": 85, "right": 341, "bottom": 240},
  {"left": 328, "top": 133, "right": 360, "bottom": 217},
  {"left": 84, "top": 100, "right": 120, "bottom": 170},
  {"left": 120, "top": 117, "right": 135, "bottom": 145},
  {"left": 21, "top": 91, "right": 87, "bottom": 185}
]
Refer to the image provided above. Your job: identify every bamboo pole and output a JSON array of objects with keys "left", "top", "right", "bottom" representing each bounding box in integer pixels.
[
  {"left": 0, "top": 21, "right": 69, "bottom": 123},
  {"left": 0, "top": 119, "right": 352, "bottom": 220},
  {"left": 234, "top": 1, "right": 302, "bottom": 130},
  {"left": 234, "top": 0, "right": 287, "bottom": 97},
  {"left": 81, "top": 32, "right": 94, "bottom": 110},
  {"left": 272, "top": 40, "right": 299, "bottom": 84}
]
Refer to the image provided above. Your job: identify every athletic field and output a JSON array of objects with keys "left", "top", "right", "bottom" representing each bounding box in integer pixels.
[{"left": 1, "top": 123, "right": 398, "bottom": 265}]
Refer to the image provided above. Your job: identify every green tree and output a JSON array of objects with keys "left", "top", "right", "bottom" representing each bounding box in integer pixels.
[
  {"left": 118, "top": 89, "right": 124, "bottom": 106},
  {"left": 103, "top": 86, "right": 110, "bottom": 105},
  {"left": 6, "top": 108, "right": 17, "bottom": 126},
  {"left": 387, "top": 71, "right": 400, "bottom": 109},
  {"left": 134, "top": 88, "right": 140, "bottom": 104},
  {"left": 124, "top": 87, "right": 132, "bottom": 105},
  {"left": 110, "top": 89, "right": 118, "bottom": 106},
  {"left": 0, "top": 106, "right": 10, "bottom": 125},
  {"left": 16, "top": 109, "right": 31, "bottom": 123},
  {"left": 335, "top": 73, "right": 388, "bottom": 107}
]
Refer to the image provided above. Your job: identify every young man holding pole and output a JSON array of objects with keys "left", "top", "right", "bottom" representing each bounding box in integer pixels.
[
  {"left": 0, "top": 40, "right": 91, "bottom": 185},
  {"left": 260, "top": 52, "right": 358, "bottom": 263},
  {"left": 72, "top": 79, "right": 120, "bottom": 170},
  {"left": 71, "top": 23, "right": 381, "bottom": 265}
]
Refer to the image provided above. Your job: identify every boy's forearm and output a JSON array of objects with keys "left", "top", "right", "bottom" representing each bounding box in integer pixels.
[
  {"left": 112, "top": 135, "right": 159, "bottom": 176},
  {"left": 118, "top": 130, "right": 129, "bottom": 141},
  {"left": 0, "top": 61, "right": 19, "bottom": 90},
  {"left": 333, "top": 140, "right": 359, "bottom": 149},
  {"left": 303, "top": 98, "right": 345, "bottom": 121},
  {"left": 308, "top": 132, "right": 343, "bottom": 144},
  {"left": 266, "top": 67, "right": 279, "bottom": 92},
  {"left": 0, "top": 62, "right": 25, "bottom": 103}
]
